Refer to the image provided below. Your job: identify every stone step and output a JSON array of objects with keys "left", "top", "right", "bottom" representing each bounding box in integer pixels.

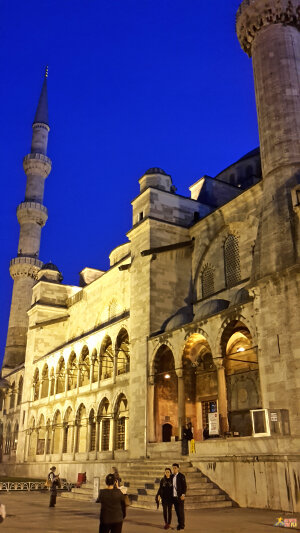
[
  {"left": 130, "top": 499, "right": 233, "bottom": 510},
  {"left": 61, "top": 492, "right": 93, "bottom": 501},
  {"left": 131, "top": 486, "right": 220, "bottom": 497}
]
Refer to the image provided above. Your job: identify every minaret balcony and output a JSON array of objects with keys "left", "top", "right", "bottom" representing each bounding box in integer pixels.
[
  {"left": 17, "top": 202, "right": 48, "bottom": 227},
  {"left": 23, "top": 153, "right": 52, "bottom": 178},
  {"left": 9, "top": 257, "right": 43, "bottom": 280},
  {"left": 236, "top": 0, "right": 300, "bottom": 56}
]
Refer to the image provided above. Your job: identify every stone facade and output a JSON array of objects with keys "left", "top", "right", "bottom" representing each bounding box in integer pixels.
[{"left": 1, "top": 0, "right": 300, "bottom": 513}]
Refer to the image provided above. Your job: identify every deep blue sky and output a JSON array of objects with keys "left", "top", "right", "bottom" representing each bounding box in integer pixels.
[{"left": 0, "top": 0, "right": 259, "bottom": 366}]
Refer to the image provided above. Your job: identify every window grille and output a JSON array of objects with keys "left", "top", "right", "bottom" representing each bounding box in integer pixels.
[
  {"left": 116, "top": 417, "right": 126, "bottom": 450},
  {"left": 90, "top": 421, "right": 96, "bottom": 451},
  {"left": 224, "top": 234, "right": 241, "bottom": 288},
  {"left": 10, "top": 387, "right": 15, "bottom": 410},
  {"left": 17, "top": 378, "right": 23, "bottom": 405},
  {"left": 101, "top": 419, "right": 110, "bottom": 451},
  {"left": 62, "top": 425, "right": 69, "bottom": 453},
  {"left": 201, "top": 266, "right": 214, "bottom": 298}
]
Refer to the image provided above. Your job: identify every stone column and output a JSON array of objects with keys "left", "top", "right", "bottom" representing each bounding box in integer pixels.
[
  {"left": 176, "top": 369, "right": 185, "bottom": 439},
  {"left": 86, "top": 421, "right": 91, "bottom": 453},
  {"left": 95, "top": 418, "right": 100, "bottom": 452},
  {"left": 147, "top": 377, "right": 156, "bottom": 442},
  {"left": 72, "top": 423, "right": 78, "bottom": 459},
  {"left": 216, "top": 359, "right": 229, "bottom": 434},
  {"left": 43, "top": 427, "right": 49, "bottom": 460},
  {"left": 109, "top": 418, "right": 115, "bottom": 452}
]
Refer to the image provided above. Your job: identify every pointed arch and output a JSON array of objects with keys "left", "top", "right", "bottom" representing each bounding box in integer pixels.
[
  {"left": 33, "top": 369, "right": 40, "bottom": 401},
  {"left": 40, "top": 364, "right": 49, "bottom": 398},
  {"left": 56, "top": 357, "right": 66, "bottom": 394},
  {"left": 116, "top": 328, "right": 130, "bottom": 375},
  {"left": 100, "top": 336, "right": 113, "bottom": 380},
  {"left": 79, "top": 346, "right": 90, "bottom": 387}
]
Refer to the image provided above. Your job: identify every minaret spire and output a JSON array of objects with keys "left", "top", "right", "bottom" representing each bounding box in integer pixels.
[
  {"left": 2, "top": 69, "right": 52, "bottom": 370},
  {"left": 33, "top": 66, "right": 49, "bottom": 126}
]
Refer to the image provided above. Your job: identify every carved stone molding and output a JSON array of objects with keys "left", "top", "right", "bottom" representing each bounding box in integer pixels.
[{"left": 236, "top": 0, "right": 300, "bottom": 56}]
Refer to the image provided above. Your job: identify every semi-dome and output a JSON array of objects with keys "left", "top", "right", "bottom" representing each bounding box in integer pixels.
[
  {"left": 164, "top": 306, "right": 194, "bottom": 332},
  {"left": 194, "top": 299, "right": 230, "bottom": 321},
  {"left": 144, "top": 167, "right": 169, "bottom": 176}
]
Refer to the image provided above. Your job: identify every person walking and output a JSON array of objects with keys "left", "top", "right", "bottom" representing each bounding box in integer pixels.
[
  {"left": 172, "top": 463, "right": 187, "bottom": 531},
  {"left": 96, "top": 473, "right": 126, "bottom": 533},
  {"left": 48, "top": 466, "right": 60, "bottom": 508},
  {"left": 156, "top": 467, "right": 173, "bottom": 530}
]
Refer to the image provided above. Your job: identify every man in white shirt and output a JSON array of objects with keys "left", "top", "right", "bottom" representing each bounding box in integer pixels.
[{"left": 172, "top": 463, "right": 187, "bottom": 531}]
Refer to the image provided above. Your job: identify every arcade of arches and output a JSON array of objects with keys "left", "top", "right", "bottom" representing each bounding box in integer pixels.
[
  {"left": 149, "top": 321, "right": 261, "bottom": 442},
  {"left": 26, "top": 394, "right": 129, "bottom": 460}
]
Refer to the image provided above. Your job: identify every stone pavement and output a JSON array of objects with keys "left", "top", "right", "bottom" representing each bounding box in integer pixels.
[{"left": 0, "top": 492, "right": 299, "bottom": 532}]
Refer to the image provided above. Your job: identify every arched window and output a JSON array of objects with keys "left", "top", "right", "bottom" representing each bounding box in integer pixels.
[
  {"left": 224, "top": 234, "right": 241, "bottom": 288},
  {"left": 116, "top": 329, "right": 130, "bottom": 375},
  {"left": 33, "top": 369, "right": 40, "bottom": 401},
  {"left": 56, "top": 357, "right": 65, "bottom": 394},
  {"left": 50, "top": 369, "right": 55, "bottom": 396},
  {"left": 52, "top": 411, "right": 62, "bottom": 454},
  {"left": 9, "top": 382, "right": 16, "bottom": 410},
  {"left": 17, "top": 376, "right": 23, "bottom": 405},
  {"left": 67, "top": 353, "right": 78, "bottom": 391},
  {"left": 63, "top": 407, "right": 73, "bottom": 454},
  {"left": 89, "top": 409, "right": 96, "bottom": 452},
  {"left": 79, "top": 347, "right": 90, "bottom": 387},
  {"left": 41, "top": 365, "right": 49, "bottom": 398},
  {"left": 92, "top": 349, "right": 99, "bottom": 383},
  {"left": 98, "top": 398, "right": 110, "bottom": 451},
  {"left": 5, "top": 423, "right": 12, "bottom": 454},
  {"left": 36, "top": 415, "right": 45, "bottom": 455},
  {"left": 12, "top": 422, "right": 19, "bottom": 451},
  {"left": 201, "top": 266, "right": 215, "bottom": 298},
  {"left": 75, "top": 404, "right": 87, "bottom": 453},
  {"left": 100, "top": 337, "right": 113, "bottom": 380},
  {"left": 115, "top": 395, "right": 128, "bottom": 450}
]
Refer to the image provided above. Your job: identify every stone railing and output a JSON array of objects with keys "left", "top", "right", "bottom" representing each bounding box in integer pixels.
[
  {"left": 10, "top": 257, "right": 43, "bottom": 269},
  {"left": 23, "top": 153, "right": 52, "bottom": 166},
  {"left": 17, "top": 202, "right": 48, "bottom": 215},
  {"left": 236, "top": 0, "right": 300, "bottom": 56},
  {"left": 0, "top": 480, "right": 73, "bottom": 492}
]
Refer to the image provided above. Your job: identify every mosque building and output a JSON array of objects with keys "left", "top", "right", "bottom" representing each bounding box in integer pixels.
[{"left": 1, "top": 0, "right": 300, "bottom": 512}]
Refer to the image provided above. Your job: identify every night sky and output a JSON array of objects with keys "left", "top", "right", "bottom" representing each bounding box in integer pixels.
[{"left": 0, "top": 0, "right": 259, "bottom": 366}]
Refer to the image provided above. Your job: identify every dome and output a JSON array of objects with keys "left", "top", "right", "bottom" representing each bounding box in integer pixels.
[
  {"left": 144, "top": 167, "right": 169, "bottom": 176},
  {"left": 164, "top": 306, "right": 194, "bottom": 332},
  {"left": 194, "top": 299, "right": 230, "bottom": 321},
  {"left": 41, "top": 262, "right": 60, "bottom": 272}
]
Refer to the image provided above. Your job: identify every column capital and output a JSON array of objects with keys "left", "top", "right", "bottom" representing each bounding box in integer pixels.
[
  {"left": 236, "top": 0, "right": 300, "bottom": 57},
  {"left": 215, "top": 358, "right": 225, "bottom": 370},
  {"left": 175, "top": 368, "right": 183, "bottom": 378}
]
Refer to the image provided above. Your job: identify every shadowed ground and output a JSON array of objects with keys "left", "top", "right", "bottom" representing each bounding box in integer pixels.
[{"left": 0, "top": 492, "right": 299, "bottom": 532}]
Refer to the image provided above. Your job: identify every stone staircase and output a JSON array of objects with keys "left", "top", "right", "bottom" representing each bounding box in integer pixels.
[{"left": 61, "top": 460, "right": 233, "bottom": 509}]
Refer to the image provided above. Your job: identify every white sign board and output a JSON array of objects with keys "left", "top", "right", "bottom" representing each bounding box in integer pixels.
[{"left": 208, "top": 412, "right": 219, "bottom": 436}]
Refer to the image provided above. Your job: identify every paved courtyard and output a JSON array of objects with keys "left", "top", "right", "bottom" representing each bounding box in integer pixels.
[{"left": 0, "top": 492, "right": 299, "bottom": 532}]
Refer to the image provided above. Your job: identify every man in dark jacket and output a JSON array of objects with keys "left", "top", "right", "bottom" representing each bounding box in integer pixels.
[
  {"left": 172, "top": 463, "right": 187, "bottom": 531},
  {"left": 96, "top": 473, "right": 126, "bottom": 533}
]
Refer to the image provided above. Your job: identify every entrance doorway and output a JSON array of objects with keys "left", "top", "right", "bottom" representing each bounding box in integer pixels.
[{"left": 162, "top": 423, "right": 172, "bottom": 442}]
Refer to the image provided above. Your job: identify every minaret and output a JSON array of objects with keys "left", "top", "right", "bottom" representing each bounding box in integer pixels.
[
  {"left": 236, "top": 0, "right": 300, "bottom": 279},
  {"left": 3, "top": 67, "right": 51, "bottom": 370}
]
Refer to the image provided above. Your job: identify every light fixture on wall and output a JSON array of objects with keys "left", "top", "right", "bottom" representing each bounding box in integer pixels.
[
  {"left": 164, "top": 373, "right": 171, "bottom": 379},
  {"left": 237, "top": 347, "right": 245, "bottom": 352}
]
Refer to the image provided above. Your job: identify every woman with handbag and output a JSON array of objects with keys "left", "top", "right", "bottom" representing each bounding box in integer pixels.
[
  {"left": 156, "top": 468, "right": 173, "bottom": 530},
  {"left": 48, "top": 466, "right": 60, "bottom": 508}
]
